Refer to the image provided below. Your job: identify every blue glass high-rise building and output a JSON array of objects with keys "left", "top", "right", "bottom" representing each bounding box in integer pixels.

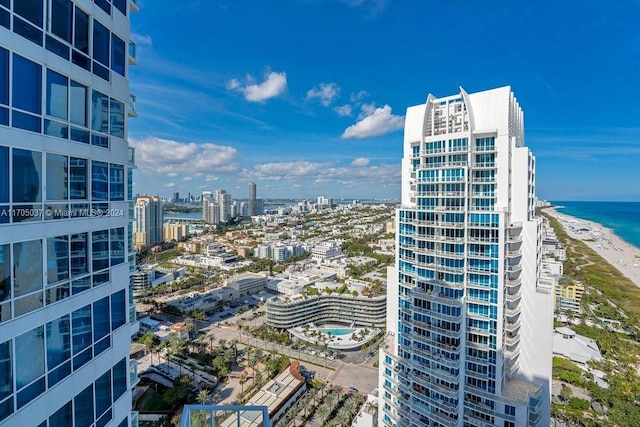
[
  {"left": 379, "top": 87, "right": 552, "bottom": 427},
  {"left": 0, "top": 0, "right": 139, "bottom": 425}
]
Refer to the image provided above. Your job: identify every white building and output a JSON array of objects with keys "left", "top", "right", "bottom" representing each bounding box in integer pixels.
[
  {"left": 312, "top": 241, "right": 343, "bottom": 261},
  {"left": 132, "top": 195, "right": 163, "bottom": 248},
  {"left": 0, "top": 1, "right": 140, "bottom": 425},
  {"left": 379, "top": 86, "right": 552, "bottom": 427}
]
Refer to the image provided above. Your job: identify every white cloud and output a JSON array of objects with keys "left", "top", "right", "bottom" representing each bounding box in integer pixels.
[
  {"left": 163, "top": 182, "right": 177, "bottom": 188},
  {"left": 350, "top": 90, "right": 369, "bottom": 102},
  {"left": 131, "top": 137, "right": 239, "bottom": 175},
  {"left": 205, "top": 175, "right": 218, "bottom": 182},
  {"left": 183, "top": 176, "right": 192, "bottom": 182},
  {"left": 225, "top": 78, "right": 240, "bottom": 90},
  {"left": 167, "top": 172, "right": 179, "bottom": 177},
  {"left": 351, "top": 157, "right": 370, "bottom": 166},
  {"left": 359, "top": 102, "right": 376, "bottom": 118},
  {"left": 227, "top": 71, "right": 287, "bottom": 102},
  {"left": 334, "top": 104, "right": 353, "bottom": 117},
  {"left": 251, "top": 160, "right": 400, "bottom": 189},
  {"left": 341, "top": 104, "right": 404, "bottom": 139},
  {"left": 131, "top": 33, "right": 152, "bottom": 46},
  {"left": 306, "top": 83, "right": 340, "bottom": 106},
  {"left": 254, "top": 161, "right": 329, "bottom": 180}
]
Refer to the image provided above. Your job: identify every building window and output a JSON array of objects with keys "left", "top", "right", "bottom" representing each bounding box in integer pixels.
[
  {"left": 68, "top": 157, "right": 87, "bottom": 200},
  {"left": 47, "top": 235, "right": 69, "bottom": 284},
  {"left": 50, "top": 0, "right": 73, "bottom": 42},
  {"left": 49, "top": 401, "right": 73, "bottom": 427},
  {"left": 70, "top": 233, "right": 88, "bottom": 277},
  {"left": 74, "top": 384, "right": 94, "bottom": 427},
  {"left": 92, "top": 230, "right": 109, "bottom": 271},
  {"left": 12, "top": 55, "right": 42, "bottom": 132},
  {"left": 0, "top": 47, "right": 8, "bottom": 125},
  {"left": 0, "top": 339, "right": 12, "bottom": 402},
  {"left": 92, "top": 161, "right": 108, "bottom": 201},
  {"left": 72, "top": 6, "right": 89, "bottom": 53},
  {"left": 46, "top": 153, "right": 69, "bottom": 200},
  {"left": 15, "top": 326, "right": 45, "bottom": 391},
  {"left": 109, "top": 99, "right": 124, "bottom": 138},
  {"left": 110, "top": 227, "right": 125, "bottom": 265},
  {"left": 111, "top": 33, "right": 125, "bottom": 76},
  {"left": 112, "top": 358, "right": 127, "bottom": 400},
  {"left": 72, "top": 305, "right": 92, "bottom": 369},
  {"left": 109, "top": 164, "right": 124, "bottom": 200},
  {"left": 95, "top": 369, "right": 112, "bottom": 418},
  {"left": 46, "top": 314, "right": 71, "bottom": 373},
  {"left": 111, "top": 289, "right": 126, "bottom": 330},
  {"left": 13, "top": 240, "right": 43, "bottom": 297}
]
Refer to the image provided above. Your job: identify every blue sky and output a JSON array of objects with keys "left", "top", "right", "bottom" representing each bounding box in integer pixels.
[{"left": 128, "top": 0, "right": 640, "bottom": 201}]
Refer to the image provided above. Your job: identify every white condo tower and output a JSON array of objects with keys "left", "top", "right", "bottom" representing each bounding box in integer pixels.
[
  {"left": 379, "top": 86, "right": 552, "bottom": 427},
  {"left": 0, "top": 0, "right": 140, "bottom": 425}
]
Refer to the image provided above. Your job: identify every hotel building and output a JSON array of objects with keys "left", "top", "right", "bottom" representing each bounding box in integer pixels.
[
  {"left": 0, "top": 0, "right": 139, "bottom": 426},
  {"left": 266, "top": 289, "right": 386, "bottom": 330},
  {"left": 379, "top": 87, "right": 552, "bottom": 427}
]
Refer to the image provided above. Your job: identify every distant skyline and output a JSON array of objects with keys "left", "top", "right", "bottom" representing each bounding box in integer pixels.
[{"left": 129, "top": 1, "right": 640, "bottom": 201}]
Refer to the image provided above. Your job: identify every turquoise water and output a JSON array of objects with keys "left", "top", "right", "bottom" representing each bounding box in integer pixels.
[
  {"left": 320, "top": 328, "right": 354, "bottom": 336},
  {"left": 553, "top": 201, "right": 640, "bottom": 249}
]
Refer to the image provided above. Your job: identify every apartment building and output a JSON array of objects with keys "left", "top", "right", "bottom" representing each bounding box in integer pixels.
[{"left": 379, "top": 87, "right": 552, "bottom": 427}]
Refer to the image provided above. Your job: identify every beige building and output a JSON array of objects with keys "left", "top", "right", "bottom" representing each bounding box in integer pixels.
[{"left": 163, "top": 222, "right": 189, "bottom": 242}]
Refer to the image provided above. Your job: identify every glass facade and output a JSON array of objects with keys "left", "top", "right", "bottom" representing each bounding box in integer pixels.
[
  {"left": 0, "top": 0, "right": 138, "bottom": 425},
  {"left": 382, "top": 89, "right": 548, "bottom": 427}
]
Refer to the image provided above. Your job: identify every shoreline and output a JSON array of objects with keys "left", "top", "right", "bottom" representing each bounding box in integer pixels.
[{"left": 544, "top": 207, "right": 640, "bottom": 288}]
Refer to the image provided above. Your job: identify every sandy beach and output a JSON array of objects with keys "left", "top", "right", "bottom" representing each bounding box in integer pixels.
[{"left": 544, "top": 207, "right": 640, "bottom": 288}]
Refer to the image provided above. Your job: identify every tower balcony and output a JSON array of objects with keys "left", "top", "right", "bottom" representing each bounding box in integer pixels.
[
  {"left": 505, "top": 276, "right": 522, "bottom": 287},
  {"left": 413, "top": 288, "right": 464, "bottom": 307},
  {"left": 505, "top": 264, "right": 522, "bottom": 273},
  {"left": 412, "top": 305, "right": 461, "bottom": 323},
  {"left": 506, "top": 248, "right": 522, "bottom": 257},
  {"left": 130, "top": 0, "right": 139, "bottom": 12},
  {"left": 504, "top": 334, "right": 521, "bottom": 347},
  {"left": 464, "top": 409, "right": 496, "bottom": 427},
  {"left": 128, "top": 94, "right": 138, "bottom": 117},
  {"left": 505, "top": 319, "right": 521, "bottom": 333},
  {"left": 505, "top": 291, "right": 522, "bottom": 304},
  {"left": 128, "top": 41, "right": 137, "bottom": 65},
  {"left": 505, "top": 305, "right": 521, "bottom": 318},
  {"left": 413, "top": 362, "right": 459, "bottom": 385}
]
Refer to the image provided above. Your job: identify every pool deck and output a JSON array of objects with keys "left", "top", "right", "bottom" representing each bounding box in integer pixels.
[{"left": 290, "top": 325, "right": 378, "bottom": 351}]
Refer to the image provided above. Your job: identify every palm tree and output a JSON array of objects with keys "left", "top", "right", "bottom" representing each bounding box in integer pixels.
[
  {"left": 196, "top": 389, "right": 209, "bottom": 405},
  {"left": 208, "top": 335, "right": 215, "bottom": 353}
]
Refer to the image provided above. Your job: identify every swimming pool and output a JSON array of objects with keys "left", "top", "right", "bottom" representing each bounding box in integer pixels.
[{"left": 320, "top": 328, "right": 354, "bottom": 336}]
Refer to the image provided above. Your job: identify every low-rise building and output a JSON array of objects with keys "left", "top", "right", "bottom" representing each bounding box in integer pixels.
[
  {"left": 554, "top": 281, "right": 584, "bottom": 313},
  {"left": 228, "top": 272, "right": 268, "bottom": 297},
  {"left": 219, "top": 362, "right": 307, "bottom": 426},
  {"left": 311, "top": 241, "right": 342, "bottom": 261},
  {"left": 553, "top": 327, "right": 602, "bottom": 366}
]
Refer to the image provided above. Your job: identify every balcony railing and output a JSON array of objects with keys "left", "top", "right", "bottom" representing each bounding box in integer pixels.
[
  {"left": 180, "top": 405, "right": 270, "bottom": 427},
  {"left": 130, "top": 0, "right": 139, "bottom": 12},
  {"left": 130, "top": 359, "right": 139, "bottom": 387},
  {"left": 128, "top": 94, "right": 137, "bottom": 117},
  {"left": 128, "top": 41, "right": 137, "bottom": 65}
]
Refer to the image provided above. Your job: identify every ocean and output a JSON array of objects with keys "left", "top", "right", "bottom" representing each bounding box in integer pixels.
[{"left": 553, "top": 201, "right": 640, "bottom": 249}]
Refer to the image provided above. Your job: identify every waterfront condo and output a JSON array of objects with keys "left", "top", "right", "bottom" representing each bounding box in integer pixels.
[
  {"left": 0, "top": 0, "right": 139, "bottom": 425},
  {"left": 379, "top": 86, "right": 552, "bottom": 427}
]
